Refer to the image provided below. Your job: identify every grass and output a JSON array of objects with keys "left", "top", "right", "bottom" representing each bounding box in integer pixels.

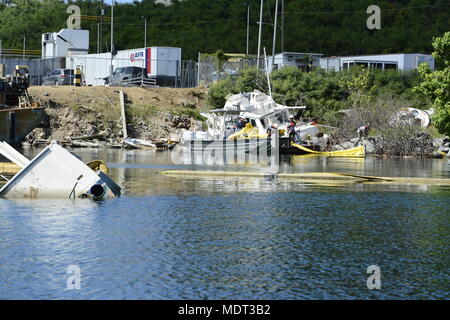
[{"left": 173, "top": 108, "right": 206, "bottom": 121}]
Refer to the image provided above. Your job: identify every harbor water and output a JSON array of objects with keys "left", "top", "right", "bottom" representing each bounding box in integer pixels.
[{"left": 0, "top": 148, "right": 449, "bottom": 299}]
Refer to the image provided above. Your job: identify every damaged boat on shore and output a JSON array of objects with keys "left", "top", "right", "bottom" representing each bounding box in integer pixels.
[{"left": 181, "top": 90, "right": 321, "bottom": 155}]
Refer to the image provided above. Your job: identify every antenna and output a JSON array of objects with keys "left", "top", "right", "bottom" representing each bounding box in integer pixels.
[{"left": 263, "top": 47, "right": 272, "bottom": 97}]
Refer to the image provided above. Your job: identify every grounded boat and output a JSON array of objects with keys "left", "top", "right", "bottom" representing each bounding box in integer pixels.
[{"left": 181, "top": 90, "right": 319, "bottom": 155}]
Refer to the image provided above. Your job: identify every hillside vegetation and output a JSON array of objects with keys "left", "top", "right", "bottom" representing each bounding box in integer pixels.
[{"left": 0, "top": 0, "right": 449, "bottom": 59}]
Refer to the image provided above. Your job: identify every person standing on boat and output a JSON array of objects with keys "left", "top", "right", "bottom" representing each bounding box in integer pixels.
[
  {"left": 236, "top": 117, "right": 247, "bottom": 130},
  {"left": 266, "top": 124, "right": 278, "bottom": 137},
  {"left": 287, "top": 115, "right": 297, "bottom": 142}
]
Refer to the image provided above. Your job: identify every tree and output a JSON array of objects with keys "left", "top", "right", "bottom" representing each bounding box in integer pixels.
[{"left": 415, "top": 32, "right": 450, "bottom": 136}]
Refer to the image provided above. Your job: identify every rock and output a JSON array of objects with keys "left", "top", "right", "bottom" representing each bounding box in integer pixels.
[
  {"left": 85, "top": 125, "right": 97, "bottom": 136},
  {"left": 362, "top": 139, "right": 375, "bottom": 153},
  {"left": 340, "top": 141, "right": 353, "bottom": 149},
  {"left": 350, "top": 138, "right": 359, "bottom": 143},
  {"left": 177, "top": 98, "right": 196, "bottom": 109}
]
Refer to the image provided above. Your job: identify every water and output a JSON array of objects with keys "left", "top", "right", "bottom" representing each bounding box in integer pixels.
[{"left": 0, "top": 148, "right": 449, "bottom": 299}]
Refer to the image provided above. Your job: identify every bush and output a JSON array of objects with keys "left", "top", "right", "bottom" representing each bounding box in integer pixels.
[
  {"left": 206, "top": 64, "right": 432, "bottom": 128},
  {"left": 206, "top": 77, "right": 236, "bottom": 109}
]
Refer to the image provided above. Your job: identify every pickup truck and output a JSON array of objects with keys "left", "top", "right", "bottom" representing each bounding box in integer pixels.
[{"left": 103, "top": 66, "right": 150, "bottom": 86}]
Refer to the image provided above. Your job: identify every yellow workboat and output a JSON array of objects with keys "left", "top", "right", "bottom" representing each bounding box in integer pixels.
[{"left": 291, "top": 142, "right": 365, "bottom": 157}]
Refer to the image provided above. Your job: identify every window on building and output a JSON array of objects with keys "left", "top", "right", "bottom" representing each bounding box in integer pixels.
[
  {"left": 356, "top": 62, "right": 368, "bottom": 68},
  {"left": 343, "top": 63, "right": 349, "bottom": 70},
  {"left": 384, "top": 63, "right": 397, "bottom": 70},
  {"left": 369, "top": 62, "right": 383, "bottom": 69}
]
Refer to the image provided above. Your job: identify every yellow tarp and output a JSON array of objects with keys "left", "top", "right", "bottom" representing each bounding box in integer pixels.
[
  {"left": 291, "top": 143, "right": 365, "bottom": 157},
  {"left": 228, "top": 123, "right": 268, "bottom": 140}
]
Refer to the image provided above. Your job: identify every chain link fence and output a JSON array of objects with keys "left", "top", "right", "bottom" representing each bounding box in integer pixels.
[
  {"left": 197, "top": 53, "right": 264, "bottom": 87},
  {"left": 1, "top": 54, "right": 198, "bottom": 88}
]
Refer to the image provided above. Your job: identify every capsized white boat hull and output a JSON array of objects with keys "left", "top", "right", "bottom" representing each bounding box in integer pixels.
[{"left": 0, "top": 141, "right": 121, "bottom": 199}]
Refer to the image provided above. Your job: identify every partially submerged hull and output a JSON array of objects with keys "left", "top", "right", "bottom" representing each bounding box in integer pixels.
[{"left": 0, "top": 141, "right": 121, "bottom": 199}]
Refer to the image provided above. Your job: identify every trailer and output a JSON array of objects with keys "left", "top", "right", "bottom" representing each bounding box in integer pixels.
[{"left": 66, "top": 47, "right": 181, "bottom": 86}]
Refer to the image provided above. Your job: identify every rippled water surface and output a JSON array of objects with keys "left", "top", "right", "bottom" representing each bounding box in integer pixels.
[{"left": 0, "top": 148, "right": 449, "bottom": 299}]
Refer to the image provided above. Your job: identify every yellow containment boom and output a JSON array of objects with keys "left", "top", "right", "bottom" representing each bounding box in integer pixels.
[
  {"left": 291, "top": 142, "right": 365, "bottom": 157},
  {"left": 228, "top": 123, "right": 268, "bottom": 140}
]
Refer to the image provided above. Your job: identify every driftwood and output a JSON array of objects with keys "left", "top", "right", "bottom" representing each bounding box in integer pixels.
[
  {"left": 70, "top": 133, "right": 106, "bottom": 141},
  {"left": 71, "top": 140, "right": 100, "bottom": 148}
]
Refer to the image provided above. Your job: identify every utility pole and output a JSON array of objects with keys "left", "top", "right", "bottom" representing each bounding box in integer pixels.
[
  {"left": 143, "top": 16, "right": 147, "bottom": 48},
  {"left": 246, "top": 4, "right": 250, "bottom": 55},
  {"left": 256, "top": 0, "right": 263, "bottom": 69},
  {"left": 271, "top": 0, "right": 279, "bottom": 68},
  {"left": 281, "top": 0, "right": 284, "bottom": 53},
  {"left": 110, "top": 0, "right": 114, "bottom": 78},
  {"left": 97, "top": 22, "right": 100, "bottom": 53},
  {"left": 100, "top": 0, "right": 104, "bottom": 53}
]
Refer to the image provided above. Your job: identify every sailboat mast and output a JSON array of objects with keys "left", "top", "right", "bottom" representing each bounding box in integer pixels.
[{"left": 256, "top": 0, "right": 263, "bottom": 69}]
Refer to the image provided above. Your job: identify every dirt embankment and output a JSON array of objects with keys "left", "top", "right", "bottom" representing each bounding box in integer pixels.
[{"left": 27, "top": 86, "right": 209, "bottom": 144}]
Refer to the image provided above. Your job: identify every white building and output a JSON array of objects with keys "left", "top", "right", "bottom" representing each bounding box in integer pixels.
[
  {"left": 266, "top": 52, "right": 323, "bottom": 72},
  {"left": 42, "top": 29, "right": 89, "bottom": 58},
  {"left": 319, "top": 53, "right": 434, "bottom": 71}
]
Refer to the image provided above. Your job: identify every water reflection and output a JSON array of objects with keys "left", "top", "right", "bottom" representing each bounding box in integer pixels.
[{"left": 1, "top": 147, "right": 447, "bottom": 299}]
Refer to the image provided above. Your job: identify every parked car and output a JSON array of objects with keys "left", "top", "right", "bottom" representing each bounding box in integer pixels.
[
  {"left": 42, "top": 69, "right": 75, "bottom": 86},
  {"left": 103, "top": 66, "right": 148, "bottom": 86}
]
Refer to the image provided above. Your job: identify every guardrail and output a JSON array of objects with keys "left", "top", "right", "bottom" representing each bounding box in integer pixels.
[{"left": 121, "top": 77, "right": 157, "bottom": 87}]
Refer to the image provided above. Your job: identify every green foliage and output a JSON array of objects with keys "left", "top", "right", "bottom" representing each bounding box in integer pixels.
[
  {"left": 207, "top": 65, "right": 431, "bottom": 127},
  {"left": 415, "top": 32, "right": 450, "bottom": 136},
  {"left": 235, "top": 67, "right": 267, "bottom": 93},
  {"left": 175, "top": 108, "right": 206, "bottom": 122},
  {"left": 339, "top": 66, "right": 372, "bottom": 108},
  {"left": 207, "top": 77, "right": 236, "bottom": 108},
  {"left": 0, "top": 0, "right": 448, "bottom": 60}
]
